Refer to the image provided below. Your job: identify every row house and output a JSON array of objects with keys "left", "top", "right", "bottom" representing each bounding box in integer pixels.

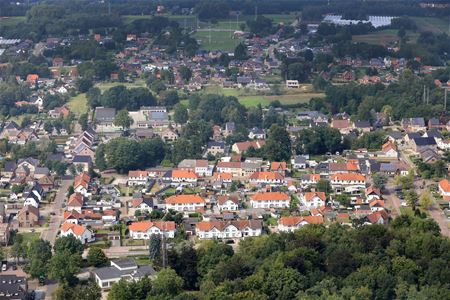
[
  {"left": 127, "top": 170, "right": 149, "bottom": 186},
  {"left": 162, "top": 170, "right": 198, "bottom": 185},
  {"left": 278, "top": 216, "right": 324, "bottom": 232},
  {"left": 74, "top": 172, "right": 91, "bottom": 196},
  {"left": 250, "top": 192, "right": 290, "bottom": 209},
  {"left": 300, "top": 174, "right": 321, "bottom": 186},
  {"left": 128, "top": 221, "right": 176, "bottom": 239},
  {"left": 60, "top": 222, "right": 95, "bottom": 244},
  {"left": 401, "top": 117, "right": 426, "bottom": 132},
  {"left": 196, "top": 220, "right": 262, "bottom": 239},
  {"left": 165, "top": 194, "right": 205, "bottom": 212},
  {"left": 330, "top": 173, "right": 366, "bottom": 193},
  {"left": 249, "top": 171, "right": 285, "bottom": 185},
  {"left": 67, "top": 192, "right": 84, "bottom": 213},
  {"left": 177, "top": 159, "right": 212, "bottom": 177}
]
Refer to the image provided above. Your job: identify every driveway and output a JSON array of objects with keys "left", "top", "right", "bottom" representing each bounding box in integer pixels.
[{"left": 40, "top": 179, "right": 72, "bottom": 245}]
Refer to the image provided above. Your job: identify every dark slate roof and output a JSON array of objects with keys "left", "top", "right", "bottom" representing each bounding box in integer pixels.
[
  {"left": 413, "top": 137, "right": 436, "bottom": 146},
  {"left": 354, "top": 120, "right": 371, "bottom": 128},
  {"left": 47, "top": 152, "right": 65, "bottom": 162},
  {"left": 73, "top": 155, "right": 92, "bottom": 163},
  {"left": 207, "top": 141, "right": 225, "bottom": 149},
  {"left": 4, "top": 161, "right": 16, "bottom": 172},
  {"left": 250, "top": 127, "right": 265, "bottom": 135},
  {"left": 425, "top": 129, "right": 442, "bottom": 139},
  {"left": 95, "top": 107, "right": 116, "bottom": 122},
  {"left": 0, "top": 275, "right": 27, "bottom": 300}
]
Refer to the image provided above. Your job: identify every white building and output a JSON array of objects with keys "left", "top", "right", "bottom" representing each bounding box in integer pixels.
[
  {"left": 128, "top": 221, "right": 176, "bottom": 239},
  {"left": 196, "top": 220, "right": 262, "bottom": 239},
  {"left": 127, "top": 170, "right": 149, "bottom": 186},
  {"left": 60, "top": 222, "right": 94, "bottom": 244},
  {"left": 300, "top": 192, "right": 326, "bottom": 209},
  {"left": 165, "top": 194, "right": 205, "bottom": 212},
  {"left": 250, "top": 192, "right": 290, "bottom": 209}
]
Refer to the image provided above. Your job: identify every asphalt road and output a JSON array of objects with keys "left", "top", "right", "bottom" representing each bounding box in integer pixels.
[{"left": 40, "top": 179, "right": 72, "bottom": 245}]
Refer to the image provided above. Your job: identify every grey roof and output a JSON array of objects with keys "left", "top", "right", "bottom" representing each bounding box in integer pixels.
[
  {"left": 34, "top": 167, "right": 49, "bottom": 175},
  {"left": 250, "top": 127, "right": 265, "bottom": 135},
  {"left": 425, "top": 129, "right": 442, "bottom": 139},
  {"left": 47, "top": 153, "right": 65, "bottom": 162},
  {"left": 293, "top": 155, "right": 306, "bottom": 164},
  {"left": 93, "top": 261, "right": 156, "bottom": 281},
  {"left": 0, "top": 275, "right": 27, "bottom": 300},
  {"left": 354, "top": 120, "right": 371, "bottom": 128},
  {"left": 148, "top": 111, "right": 168, "bottom": 121},
  {"left": 403, "top": 117, "right": 425, "bottom": 127},
  {"left": 225, "top": 122, "right": 235, "bottom": 131},
  {"left": 113, "top": 259, "right": 137, "bottom": 270},
  {"left": 388, "top": 131, "right": 403, "bottom": 140},
  {"left": 95, "top": 107, "right": 116, "bottom": 122},
  {"left": 413, "top": 137, "right": 436, "bottom": 146},
  {"left": 4, "top": 161, "right": 16, "bottom": 172},
  {"left": 207, "top": 141, "right": 225, "bottom": 149},
  {"left": 407, "top": 133, "right": 421, "bottom": 140},
  {"left": 73, "top": 155, "right": 92, "bottom": 163}
]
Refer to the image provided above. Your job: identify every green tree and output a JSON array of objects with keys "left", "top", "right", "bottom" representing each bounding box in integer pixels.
[
  {"left": 87, "top": 247, "right": 109, "bottom": 267},
  {"left": 151, "top": 268, "right": 184, "bottom": 297},
  {"left": 179, "top": 66, "right": 192, "bottom": 82},
  {"left": 419, "top": 189, "right": 434, "bottom": 210},
  {"left": 48, "top": 250, "right": 81, "bottom": 284},
  {"left": 54, "top": 235, "right": 84, "bottom": 255},
  {"left": 234, "top": 43, "right": 248, "bottom": 60},
  {"left": 113, "top": 109, "right": 133, "bottom": 131},
  {"left": 149, "top": 234, "right": 161, "bottom": 262},
  {"left": 76, "top": 78, "right": 93, "bottom": 93},
  {"left": 173, "top": 103, "right": 188, "bottom": 124},
  {"left": 317, "top": 179, "right": 331, "bottom": 193},
  {"left": 264, "top": 124, "right": 291, "bottom": 161},
  {"left": 372, "top": 173, "right": 388, "bottom": 190},
  {"left": 26, "top": 239, "right": 52, "bottom": 279},
  {"left": 78, "top": 113, "right": 88, "bottom": 131}
]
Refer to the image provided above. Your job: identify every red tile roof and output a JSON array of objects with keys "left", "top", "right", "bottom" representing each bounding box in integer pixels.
[
  {"left": 166, "top": 194, "right": 205, "bottom": 204},
  {"left": 252, "top": 191, "right": 289, "bottom": 201},
  {"left": 128, "top": 221, "right": 175, "bottom": 232}
]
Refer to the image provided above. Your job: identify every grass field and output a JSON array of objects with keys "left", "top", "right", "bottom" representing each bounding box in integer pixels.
[
  {"left": 0, "top": 16, "right": 25, "bottom": 26},
  {"left": 352, "top": 29, "right": 419, "bottom": 45},
  {"left": 412, "top": 17, "right": 448, "bottom": 34},
  {"left": 198, "top": 85, "right": 323, "bottom": 107},
  {"left": 96, "top": 80, "right": 147, "bottom": 92},
  {"left": 68, "top": 93, "right": 88, "bottom": 115},
  {"left": 193, "top": 30, "right": 242, "bottom": 51}
]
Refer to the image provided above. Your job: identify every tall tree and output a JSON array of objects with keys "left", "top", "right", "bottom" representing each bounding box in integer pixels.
[
  {"left": 264, "top": 124, "right": 291, "bottom": 161},
  {"left": 113, "top": 109, "right": 133, "bottom": 131}
]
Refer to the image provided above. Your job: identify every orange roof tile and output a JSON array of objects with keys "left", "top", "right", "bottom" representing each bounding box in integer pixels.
[
  {"left": 74, "top": 172, "right": 90, "bottom": 189},
  {"left": 67, "top": 192, "right": 84, "bottom": 207},
  {"left": 271, "top": 162, "right": 287, "bottom": 171},
  {"left": 172, "top": 170, "right": 198, "bottom": 179},
  {"left": 128, "top": 221, "right": 175, "bottom": 232},
  {"left": 166, "top": 194, "right": 205, "bottom": 204},
  {"left": 60, "top": 222, "right": 87, "bottom": 236},
  {"left": 213, "top": 172, "right": 233, "bottom": 180},
  {"left": 439, "top": 179, "right": 450, "bottom": 193},
  {"left": 128, "top": 170, "right": 149, "bottom": 177},
  {"left": 279, "top": 215, "right": 324, "bottom": 226},
  {"left": 252, "top": 191, "right": 289, "bottom": 201},
  {"left": 303, "top": 192, "right": 326, "bottom": 202},
  {"left": 249, "top": 171, "right": 284, "bottom": 181},
  {"left": 331, "top": 173, "right": 366, "bottom": 181}
]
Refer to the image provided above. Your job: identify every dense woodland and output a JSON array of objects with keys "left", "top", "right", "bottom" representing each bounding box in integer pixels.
[{"left": 103, "top": 214, "right": 450, "bottom": 300}]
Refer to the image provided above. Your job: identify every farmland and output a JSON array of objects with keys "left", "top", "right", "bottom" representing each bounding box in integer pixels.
[{"left": 352, "top": 29, "right": 418, "bottom": 45}]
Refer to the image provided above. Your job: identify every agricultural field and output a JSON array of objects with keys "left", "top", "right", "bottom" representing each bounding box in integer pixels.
[
  {"left": 352, "top": 29, "right": 419, "bottom": 45},
  {"left": 412, "top": 17, "right": 448, "bottom": 34}
]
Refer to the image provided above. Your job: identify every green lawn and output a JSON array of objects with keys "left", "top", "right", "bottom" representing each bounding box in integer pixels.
[
  {"left": 193, "top": 30, "right": 242, "bottom": 51},
  {"left": 68, "top": 93, "right": 88, "bottom": 115},
  {"left": 412, "top": 17, "right": 448, "bottom": 34},
  {"left": 353, "top": 29, "right": 419, "bottom": 45},
  {"left": 0, "top": 16, "right": 25, "bottom": 26},
  {"left": 21, "top": 232, "right": 40, "bottom": 244},
  {"left": 96, "top": 81, "right": 147, "bottom": 92}
]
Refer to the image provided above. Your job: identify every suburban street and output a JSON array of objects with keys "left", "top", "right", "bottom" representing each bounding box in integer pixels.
[{"left": 40, "top": 179, "right": 73, "bottom": 245}]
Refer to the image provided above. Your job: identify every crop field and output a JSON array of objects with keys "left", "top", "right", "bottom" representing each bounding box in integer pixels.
[
  {"left": 0, "top": 16, "right": 25, "bottom": 26},
  {"left": 352, "top": 29, "right": 419, "bottom": 45},
  {"left": 193, "top": 30, "right": 242, "bottom": 51}
]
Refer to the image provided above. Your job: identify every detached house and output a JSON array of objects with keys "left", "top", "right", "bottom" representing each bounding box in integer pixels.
[
  {"left": 217, "top": 195, "right": 239, "bottom": 211},
  {"left": 232, "top": 140, "right": 265, "bottom": 154},
  {"left": 17, "top": 205, "right": 39, "bottom": 227},
  {"left": 250, "top": 191, "right": 290, "bottom": 209},
  {"left": 196, "top": 220, "right": 262, "bottom": 239},
  {"left": 74, "top": 172, "right": 90, "bottom": 196},
  {"left": 67, "top": 192, "right": 84, "bottom": 213},
  {"left": 402, "top": 117, "right": 426, "bottom": 132},
  {"left": 165, "top": 194, "right": 205, "bottom": 212},
  {"left": 278, "top": 216, "right": 324, "bottom": 232},
  {"left": 163, "top": 170, "right": 198, "bottom": 185},
  {"left": 60, "top": 222, "right": 94, "bottom": 244},
  {"left": 331, "top": 119, "right": 351, "bottom": 135},
  {"left": 128, "top": 221, "right": 176, "bottom": 239},
  {"left": 300, "top": 192, "right": 326, "bottom": 209}
]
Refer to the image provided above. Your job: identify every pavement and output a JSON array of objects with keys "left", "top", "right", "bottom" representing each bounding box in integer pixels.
[
  {"left": 102, "top": 246, "right": 149, "bottom": 258},
  {"left": 384, "top": 180, "right": 401, "bottom": 216},
  {"left": 40, "top": 179, "right": 72, "bottom": 245}
]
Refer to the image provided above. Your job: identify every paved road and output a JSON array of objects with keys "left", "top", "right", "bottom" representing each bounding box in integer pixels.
[
  {"left": 384, "top": 180, "right": 401, "bottom": 216},
  {"left": 40, "top": 179, "right": 72, "bottom": 245}
]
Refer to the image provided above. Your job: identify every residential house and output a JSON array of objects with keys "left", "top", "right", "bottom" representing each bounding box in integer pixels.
[
  {"left": 72, "top": 155, "right": 92, "bottom": 172},
  {"left": 178, "top": 159, "right": 212, "bottom": 177},
  {"left": 74, "top": 172, "right": 90, "bottom": 196},
  {"left": 223, "top": 122, "right": 236, "bottom": 136},
  {"left": 410, "top": 137, "right": 437, "bottom": 153},
  {"left": 330, "top": 173, "right": 366, "bottom": 193},
  {"left": 270, "top": 162, "right": 287, "bottom": 175},
  {"left": 17, "top": 205, "right": 39, "bottom": 227},
  {"left": 428, "top": 118, "right": 446, "bottom": 130},
  {"left": 365, "top": 210, "right": 389, "bottom": 225},
  {"left": 250, "top": 191, "right": 290, "bottom": 209},
  {"left": 162, "top": 170, "right": 198, "bottom": 185},
  {"left": 248, "top": 128, "right": 266, "bottom": 139},
  {"left": 60, "top": 222, "right": 94, "bottom": 244},
  {"left": 331, "top": 119, "right": 351, "bottom": 135},
  {"left": 249, "top": 171, "right": 285, "bottom": 185},
  {"left": 379, "top": 141, "right": 399, "bottom": 160},
  {"left": 49, "top": 106, "right": 70, "bottom": 118},
  {"left": 353, "top": 120, "right": 371, "bottom": 133},
  {"left": 127, "top": 170, "right": 149, "bottom": 186},
  {"left": 232, "top": 140, "right": 266, "bottom": 154},
  {"left": 67, "top": 193, "right": 84, "bottom": 213},
  {"left": 165, "top": 194, "right": 205, "bottom": 212},
  {"left": 160, "top": 128, "right": 178, "bottom": 142},
  {"left": 196, "top": 220, "right": 262, "bottom": 239},
  {"left": 300, "top": 174, "right": 321, "bottom": 186},
  {"left": 216, "top": 162, "right": 242, "bottom": 177},
  {"left": 205, "top": 141, "right": 226, "bottom": 157},
  {"left": 128, "top": 221, "right": 176, "bottom": 239},
  {"left": 439, "top": 179, "right": 450, "bottom": 201},
  {"left": 379, "top": 161, "right": 409, "bottom": 176},
  {"left": 365, "top": 187, "right": 382, "bottom": 201},
  {"left": 217, "top": 195, "right": 239, "bottom": 211},
  {"left": 291, "top": 156, "right": 307, "bottom": 169},
  {"left": 278, "top": 216, "right": 324, "bottom": 232},
  {"left": 95, "top": 107, "right": 117, "bottom": 132},
  {"left": 300, "top": 192, "right": 326, "bottom": 209},
  {"left": 23, "top": 183, "right": 44, "bottom": 208},
  {"left": 402, "top": 117, "right": 426, "bottom": 132},
  {"left": 130, "top": 197, "right": 154, "bottom": 213},
  {"left": 92, "top": 259, "right": 156, "bottom": 290}
]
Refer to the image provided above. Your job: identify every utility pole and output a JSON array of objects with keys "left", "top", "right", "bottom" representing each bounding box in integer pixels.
[{"left": 254, "top": 6, "right": 258, "bottom": 21}]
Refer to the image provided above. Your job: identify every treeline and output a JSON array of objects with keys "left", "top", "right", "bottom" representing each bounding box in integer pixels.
[
  {"left": 310, "top": 70, "right": 448, "bottom": 121},
  {"left": 87, "top": 86, "right": 156, "bottom": 111},
  {"left": 108, "top": 214, "right": 450, "bottom": 300}
]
